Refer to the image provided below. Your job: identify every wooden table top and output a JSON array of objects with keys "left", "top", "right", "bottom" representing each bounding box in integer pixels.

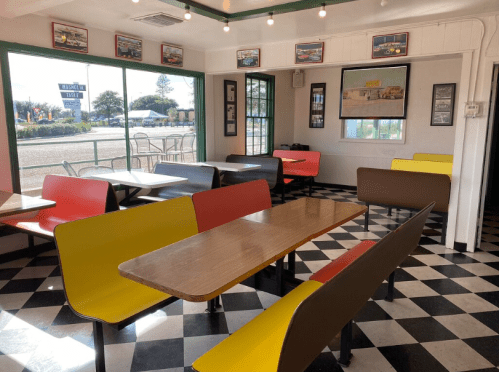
[
  {"left": 161, "top": 161, "right": 262, "bottom": 172},
  {"left": 119, "top": 198, "right": 366, "bottom": 302},
  {"left": 0, "top": 190, "right": 56, "bottom": 218},
  {"left": 90, "top": 171, "right": 188, "bottom": 188}
]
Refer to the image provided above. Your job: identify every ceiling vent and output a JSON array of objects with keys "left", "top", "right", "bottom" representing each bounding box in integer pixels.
[{"left": 133, "top": 12, "right": 184, "bottom": 27}]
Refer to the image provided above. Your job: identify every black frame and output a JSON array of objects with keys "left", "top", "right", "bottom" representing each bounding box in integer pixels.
[
  {"left": 339, "top": 63, "right": 411, "bottom": 120},
  {"left": 431, "top": 83, "right": 456, "bottom": 126},
  {"left": 309, "top": 83, "right": 326, "bottom": 128},
  {"left": 224, "top": 80, "right": 237, "bottom": 136}
]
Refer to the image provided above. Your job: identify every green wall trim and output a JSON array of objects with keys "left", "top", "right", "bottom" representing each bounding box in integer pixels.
[{"left": 0, "top": 40, "right": 206, "bottom": 190}]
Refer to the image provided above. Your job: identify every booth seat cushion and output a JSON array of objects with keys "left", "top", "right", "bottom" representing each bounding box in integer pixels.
[
  {"left": 192, "top": 280, "right": 322, "bottom": 372},
  {"left": 273, "top": 150, "right": 321, "bottom": 178}
]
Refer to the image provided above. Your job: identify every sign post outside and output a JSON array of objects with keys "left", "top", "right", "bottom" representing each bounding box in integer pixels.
[{"left": 59, "top": 82, "right": 86, "bottom": 123}]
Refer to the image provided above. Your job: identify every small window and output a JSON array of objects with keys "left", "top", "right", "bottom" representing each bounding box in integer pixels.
[{"left": 343, "top": 119, "right": 404, "bottom": 141}]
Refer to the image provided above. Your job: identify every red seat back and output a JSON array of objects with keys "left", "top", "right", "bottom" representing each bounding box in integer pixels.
[
  {"left": 192, "top": 179, "right": 272, "bottom": 232},
  {"left": 273, "top": 150, "right": 321, "bottom": 177},
  {"left": 38, "top": 175, "right": 113, "bottom": 231}
]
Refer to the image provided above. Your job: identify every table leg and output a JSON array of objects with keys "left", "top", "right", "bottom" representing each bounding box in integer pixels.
[
  {"left": 276, "top": 258, "right": 284, "bottom": 296},
  {"left": 205, "top": 296, "right": 222, "bottom": 313},
  {"left": 287, "top": 251, "right": 296, "bottom": 276},
  {"left": 121, "top": 187, "right": 142, "bottom": 206}
]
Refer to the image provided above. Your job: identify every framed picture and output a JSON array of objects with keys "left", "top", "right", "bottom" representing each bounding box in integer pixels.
[
  {"left": 431, "top": 83, "right": 456, "bottom": 126},
  {"left": 52, "top": 22, "right": 88, "bottom": 53},
  {"left": 372, "top": 32, "right": 408, "bottom": 59},
  {"left": 115, "top": 34, "right": 142, "bottom": 61},
  {"left": 296, "top": 42, "right": 324, "bottom": 64},
  {"left": 310, "top": 83, "right": 326, "bottom": 128},
  {"left": 340, "top": 64, "right": 410, "bottom": 119},
  {"left": 224, "top": 80, "right": 237, "bottom": 136},
  {"left": 162, "top": 44, "right": 183, "bottom": 67},
  {"left": 237, "top": 48, "right": 260, "bottom": 69}
]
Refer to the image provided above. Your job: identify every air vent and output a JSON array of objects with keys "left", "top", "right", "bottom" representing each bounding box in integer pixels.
[{"left": 133, "top": 12, "right": 184, "bottom": 27}]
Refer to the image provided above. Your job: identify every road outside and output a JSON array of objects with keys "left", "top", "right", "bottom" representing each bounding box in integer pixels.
[{"left": 17, "top": 126, "right": 196, "bottom": 193}]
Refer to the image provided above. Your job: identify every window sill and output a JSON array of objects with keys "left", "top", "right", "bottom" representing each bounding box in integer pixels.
[{"left": 339, "top": 138, "right": 406, "bottom": 145}]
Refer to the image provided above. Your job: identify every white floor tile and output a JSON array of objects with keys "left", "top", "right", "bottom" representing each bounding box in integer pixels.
[
  {"left": 356, "top": 320, "right": 417, "bottom": 347},
  {"left": 444, "top": 293, "right": 499, "bottom": 313},
  {"left": 435, "top": 314, "right": 497, "bottom": 339},
  {"left": 375, "top": 298, "right": 430, "bottom": 319}
]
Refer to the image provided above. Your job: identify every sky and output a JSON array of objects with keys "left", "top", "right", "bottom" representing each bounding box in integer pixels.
[{"left": 8, "top": 53, "right": 195, "bottom": 114}]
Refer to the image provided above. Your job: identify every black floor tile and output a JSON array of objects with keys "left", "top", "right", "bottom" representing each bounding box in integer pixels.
[
  {"left": 370, "top": 283, "right": 405, "bottom": 301},
  {"left": 431, "top": 265, "right": 476, "bottom": 278},
  {"left": 220, "top": 292, "right": 263, "bottom": 312},
  {"left": 484, "top": 261, "right": 499, "bottom": 270},
  {"left": 471, "top": 311, "right": 499, "bottom": 333},
  {"left": 103, "top": 323, "right": 136, "bottom": 345},
  {"left": 51, "top": 305, "right": 90, "bottom": 326},
  {"left": 476, "top": 291, "right": 499, "bottom": 308},
  {"left": 131, "top": 338, "right": 184, "bottom": 371},
  {"left": 304, "top": 352, "right": 342, "bottom": 372},
  {"left": 399, "top": 256, "right": 427, "bottom": 268},
  {"left": 313, "top": 241, "right": 346, "bottom": 250},
  {"left": 354, "top": 301, "right": 392, "bottom": 322},
  {"left": 328, "top": 323, "right": 374, "bottom": 351},
  {"left": 411, "top": 246, "right": 434, "bottom": 255},
  {"left": 183, "top": 312, "right": 228, "bottom": 337},
  {"left": 287, "top": 261, "right": 312, "bottom": 274},
  {"left": 49, "top": 266, "right": 61, "bottom": 277},
  {"left": 410, "top": 296, "right": 465, "bottom": 316},
  {"left": 464, "top": 335, "right": 499, "bottom": 366},
  {"left": 26, "top": 256, "right": 59, "bottom": 267},
  {"left": 328, "top": 233, "right": 357, "bottom": 241},
  {"left": 0, "top": 268, "right": 22, "bottom": 280},
  {"left": 438, "top": 254, "right": 479, "bottom": 265},
  {"left": 379, "top": 343, "right": 448, "bottom": 372},
  {"left": 342, "top": 225, "right": 366, "bottom": 233},
  {"left": 394, "top": 268, "right": 417, "bottom": 282},
  {"left": 21, "top": 290, "right": 66, "bottom": 308},
  {"left": 296, "top": 250, "right": 330, "bottom": 261},
  {"left": 421, "top": 279, "right": 471, "bottom": 295},
  {"left": 419, "top": 237, "right": 441, "bottom": 246},
  {"left": 0, "top": 278, "right": 44, "bottom": 294},
  {"left": 396, "top": 317, "right": 458, "bottom": 343},
  {"left": 163, "top": 299, "right": 184, "bottom": 316},
  {"left": 481, "top": 275, "right": 499, "bottom": 287}
]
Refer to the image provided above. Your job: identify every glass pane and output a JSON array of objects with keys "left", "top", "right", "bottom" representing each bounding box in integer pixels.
[
  {"left": 246, "top": 78, "right": 252, "bottom": 97},
  {"left": 252, "top": 99, "right": 259, "bottom": 117},
  {"left": 259, "top": 100, "right": 267, "bottom": 117},
  {"left": 344, "top": 119, "right": 404, "bottom": 140},
  {"left": 251, "top": 79, "right": 259, "bottom": 99},
  {"left": 246, "top": 118, "right": 254, "bottom": 155},
  {"left": 259, "top": 80, "right": 267, "bottom": 98},
  {"left": 126, "top": 69, "right": 196, "bottom": 168},
  {"left": 246, "top": 98, "right": 252, "bottom": 117},
  {"left": 9, "top": 53, "right": 125, "bottom": 195}
]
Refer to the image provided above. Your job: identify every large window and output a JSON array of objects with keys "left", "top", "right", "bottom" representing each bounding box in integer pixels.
[
  {"left": 3, "top": 45, "right": 203, "bottom": 195},
  {"left": 343, "top": 119, "right": 404, "bottom": 141},
  {"left": 245, "top": 73, "right": 274, "bottom": 155}
]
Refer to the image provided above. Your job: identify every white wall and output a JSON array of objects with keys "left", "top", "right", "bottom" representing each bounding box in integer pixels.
[{"left": 293, "top": 57, "right": 462, "bottom": 185}]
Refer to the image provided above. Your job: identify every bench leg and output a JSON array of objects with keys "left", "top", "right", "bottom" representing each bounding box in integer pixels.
[
  {"left": 338, "top": 320, "right": 353, "bottom": 367},
  {"left": 364, "top": 204, "right": 370, "bottom": 232},
  {"left": 441, "top": 213, "right": 448, "bottom": 246},
  {"left": 309, "top": 178, "right": 313, "bottom": 197},
  {"left": 93, "top": 321, "right": 106, "bottom": 372},
  {"left": 385, "top": 271, "right": 396, "bottom": 302},
  {"left": 276, "top": 258, "right": 284, "bottom": 296},
  {"left": 387, "top": 207, "right": 392, "bottom": 216},
  {"left": 281, "top": 186, "right": 286, "bottom": 204},
  {"left": 287, "top": 251, "right": 296, "bottom": 276},
  {"left": 28, "top": 235, "right": 34, "bottom": 249}
]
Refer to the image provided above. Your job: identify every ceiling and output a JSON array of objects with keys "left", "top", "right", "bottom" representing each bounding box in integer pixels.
[{"left": 2, "top": 0, "right": 499, "bottom": 51}]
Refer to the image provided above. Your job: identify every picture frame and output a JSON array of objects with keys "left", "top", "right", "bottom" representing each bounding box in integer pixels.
[
  {"left": 161, "top": 44, "right": 183, "bottom": 67},
  {"left": 224, "top": 80, "right": 237, "bottom": 136},
  {"left": 237, "top": 48, "right": 260, "bottom": 69},
  {"left": 115, "top": 34, "right": 142, "bottom": 61},
  {"left": 310, "top": 83, "right": 326, "bottom": 128},
  {"left": 296, "top": 42, "right": 324, "bottom": 64},
  {"left": 340, "top": 63, "right": 410, "bottom": 119},
  {"left": 431, "top": 83, "right": 456, "bottom": 126},
  {"left": 52, "top": 22, "right": 88, "bottom": 54},
  {"left": 372, "top": 32, "right": 408, "bottom": 59}
]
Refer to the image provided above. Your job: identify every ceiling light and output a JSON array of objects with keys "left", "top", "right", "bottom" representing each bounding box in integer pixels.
[
  {"left": 132, "top": 0, "right": 139, "bottom": 3},
  {"left": 267, "top": 13, "right": 274, "bottom": 26},
  {"left": 223, "top": 20, "right": 230, "bottom": 32},
  {"left": 184, "top": 6, "right": 191, "bottom": 20},
  {"left": 319, "top": 4, "right": 326, "bottom": 18},
  {"left": 380, "top": 0, "right": 388, "bottom": 6}
]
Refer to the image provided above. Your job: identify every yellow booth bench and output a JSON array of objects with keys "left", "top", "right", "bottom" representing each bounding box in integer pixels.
[
  {"left": 391, "top": 158, "right": 453, "bottom": 178},
  {"left": 413, "top": 153, "right": 453, "bottom": 163}
]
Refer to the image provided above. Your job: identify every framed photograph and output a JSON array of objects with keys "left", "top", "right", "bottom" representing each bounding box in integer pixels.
[
  {"left": 115, "top": 34, "right": 142, "bottom": 61},
  {"left": 237, "top": 48, "right": 260, "bottom": 69},
  {"left": 296, "top": 42, "right": 324, "bottom": 64},
  {"left": 52, "top": 22, "right": 88, "bottom": 53},
  {"left": 162, "top": 44, "right": 183, "bottom": 67},
  {"left": 310, "top": 83, "right": 326, "bottom": 128},
  {"left": 224, "top": 80, "right": 237, "bottom": 136},
  {"left": 431, "top": 83, "right": 456, "bottom": 126},
  {"left": 340, "top": 64, "right": 410, "bottom": 119},
  {"left": 372, "top": 32, "right": 408, "bottom": 59}
]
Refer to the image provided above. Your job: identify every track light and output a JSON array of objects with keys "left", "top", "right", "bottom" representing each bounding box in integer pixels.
[
  {"left": 223, "top": 20, "right": 230, "bottom": 32},
  {"left": 267, "top": 13, "right": 274, "bottom": 26},
  {"left": 132, "top": 0, "right": 139, "bottom": 3},
  {"left": 380, "top": 0, "right": 388, "bottom": 6},
  {"left": 319, "top": 4, "right": 326, "bottom": 18},
  {"left": 184, "top": 6, "right": 191, "bottom": 20}
]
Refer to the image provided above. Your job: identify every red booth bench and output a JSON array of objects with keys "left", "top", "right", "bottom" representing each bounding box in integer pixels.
[{"left": 273, "top": 150, "right": 321, "bottom": 196}]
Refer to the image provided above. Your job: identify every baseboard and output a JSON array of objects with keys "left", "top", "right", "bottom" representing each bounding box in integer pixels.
[
  {"left": 314, "top": 182, "right": 357, "bottom": 191},
  {"left": 453, "top": 242, "right": 467, "bottom": 252}
]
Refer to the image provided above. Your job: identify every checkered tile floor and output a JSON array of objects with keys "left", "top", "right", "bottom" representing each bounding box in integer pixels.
[{"left": 1, "top": 186, "right": 499, "bottom": 372}]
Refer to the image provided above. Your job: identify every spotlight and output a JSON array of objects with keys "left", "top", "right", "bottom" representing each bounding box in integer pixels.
[
  {"left": 267, "top": 13, "right": 274, "bottom": 26},
  {"left": 380, "top": 0, "right": 388, "bottom": 6},
  {"left": 319, "top": 4, "right": 326, "bottom": 18},
  {"left": 184, "top": 6, "right": 191, "bottom": 20},
  {"left": 223, "top": 20, "right": 230, "bottom": 32},
  {"left": 132, "top": 0, "right": 139, "bottom": 3}
]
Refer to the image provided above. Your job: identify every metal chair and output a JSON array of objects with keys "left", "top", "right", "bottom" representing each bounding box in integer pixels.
[
  {"left": 180, "top": 132, "right": 196, "bottom": 162},
  {"left": 164, "top": 134, "right": 183, "bottom": 162},
  {"left": 62, "top": 161, "right": 78, "bottom": 177},
  {"left": 111, "top": 156, "right": 142, "bottom": 172},
  {"left": 133, "top": 133, "right": 167, "bottom": 171},
  {"left": 78, "top": 165, "right": 114, "bottom": 177}
]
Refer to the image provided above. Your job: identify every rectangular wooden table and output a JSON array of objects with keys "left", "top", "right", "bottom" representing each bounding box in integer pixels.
[
  {"left": 119, "top": 198, "right": 367, "bottom": 302},
  {"left": 0, "top": 190, "right": 56, "bottom": 218},
  {"left": 160, "top": 161, "right": 261, "bottom": 173}
]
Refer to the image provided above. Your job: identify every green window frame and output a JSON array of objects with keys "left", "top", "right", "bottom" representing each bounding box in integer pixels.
[
  {"left": 245, "top": 73, "right": 275, "bottom": 156},
  {"left": 0, "top": 41, "right": 206, "bottom": 192}
]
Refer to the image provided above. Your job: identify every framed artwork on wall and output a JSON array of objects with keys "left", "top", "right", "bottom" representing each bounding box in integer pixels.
[
  {"left": 224, "top": 80, "right": 237, "bottom": 136},
  {"left": 295, "top": 42, "right": 324, "bottom": 64},
  {"left": 115, "top": 34, "right": 142, "bottom": 61},
  {"left": 340, "top": 64, "right": 410, "bottom": 119},
  {"left": 310, "top": 83, "right": 326, "bottom": 128},
  {"left": 237, "top": 48, "right": 260, "bottom": 69},
  {"left": 161, "top": 44, "right": 183, "bottom": 67},
  {"left": 52, "top": 22, "right": 88, "bottom": 53},
  {"left": 431, "top": 83, "right": 456, "bottom": 126},
  {"left": 372, "top": 32, "right": 409, "bottom": 59}
]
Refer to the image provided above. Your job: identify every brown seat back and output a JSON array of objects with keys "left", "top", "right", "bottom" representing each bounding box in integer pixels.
[
  {"left": 278, "top": 203, "right": 434, "bottom": 372},
  {"left": 357, "top": 167, "right": 450, "bottom": 212}
]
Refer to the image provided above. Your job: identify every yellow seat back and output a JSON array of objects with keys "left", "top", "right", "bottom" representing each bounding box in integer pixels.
[
  {"left": 54, "top": 196, "right": 199, "bottom": 317},
  {"left": 413, "top": 153, "right": 453, "bottom": 163},
  {"left": 391, "top": 159, "right": 452, "bottom": 177}
]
